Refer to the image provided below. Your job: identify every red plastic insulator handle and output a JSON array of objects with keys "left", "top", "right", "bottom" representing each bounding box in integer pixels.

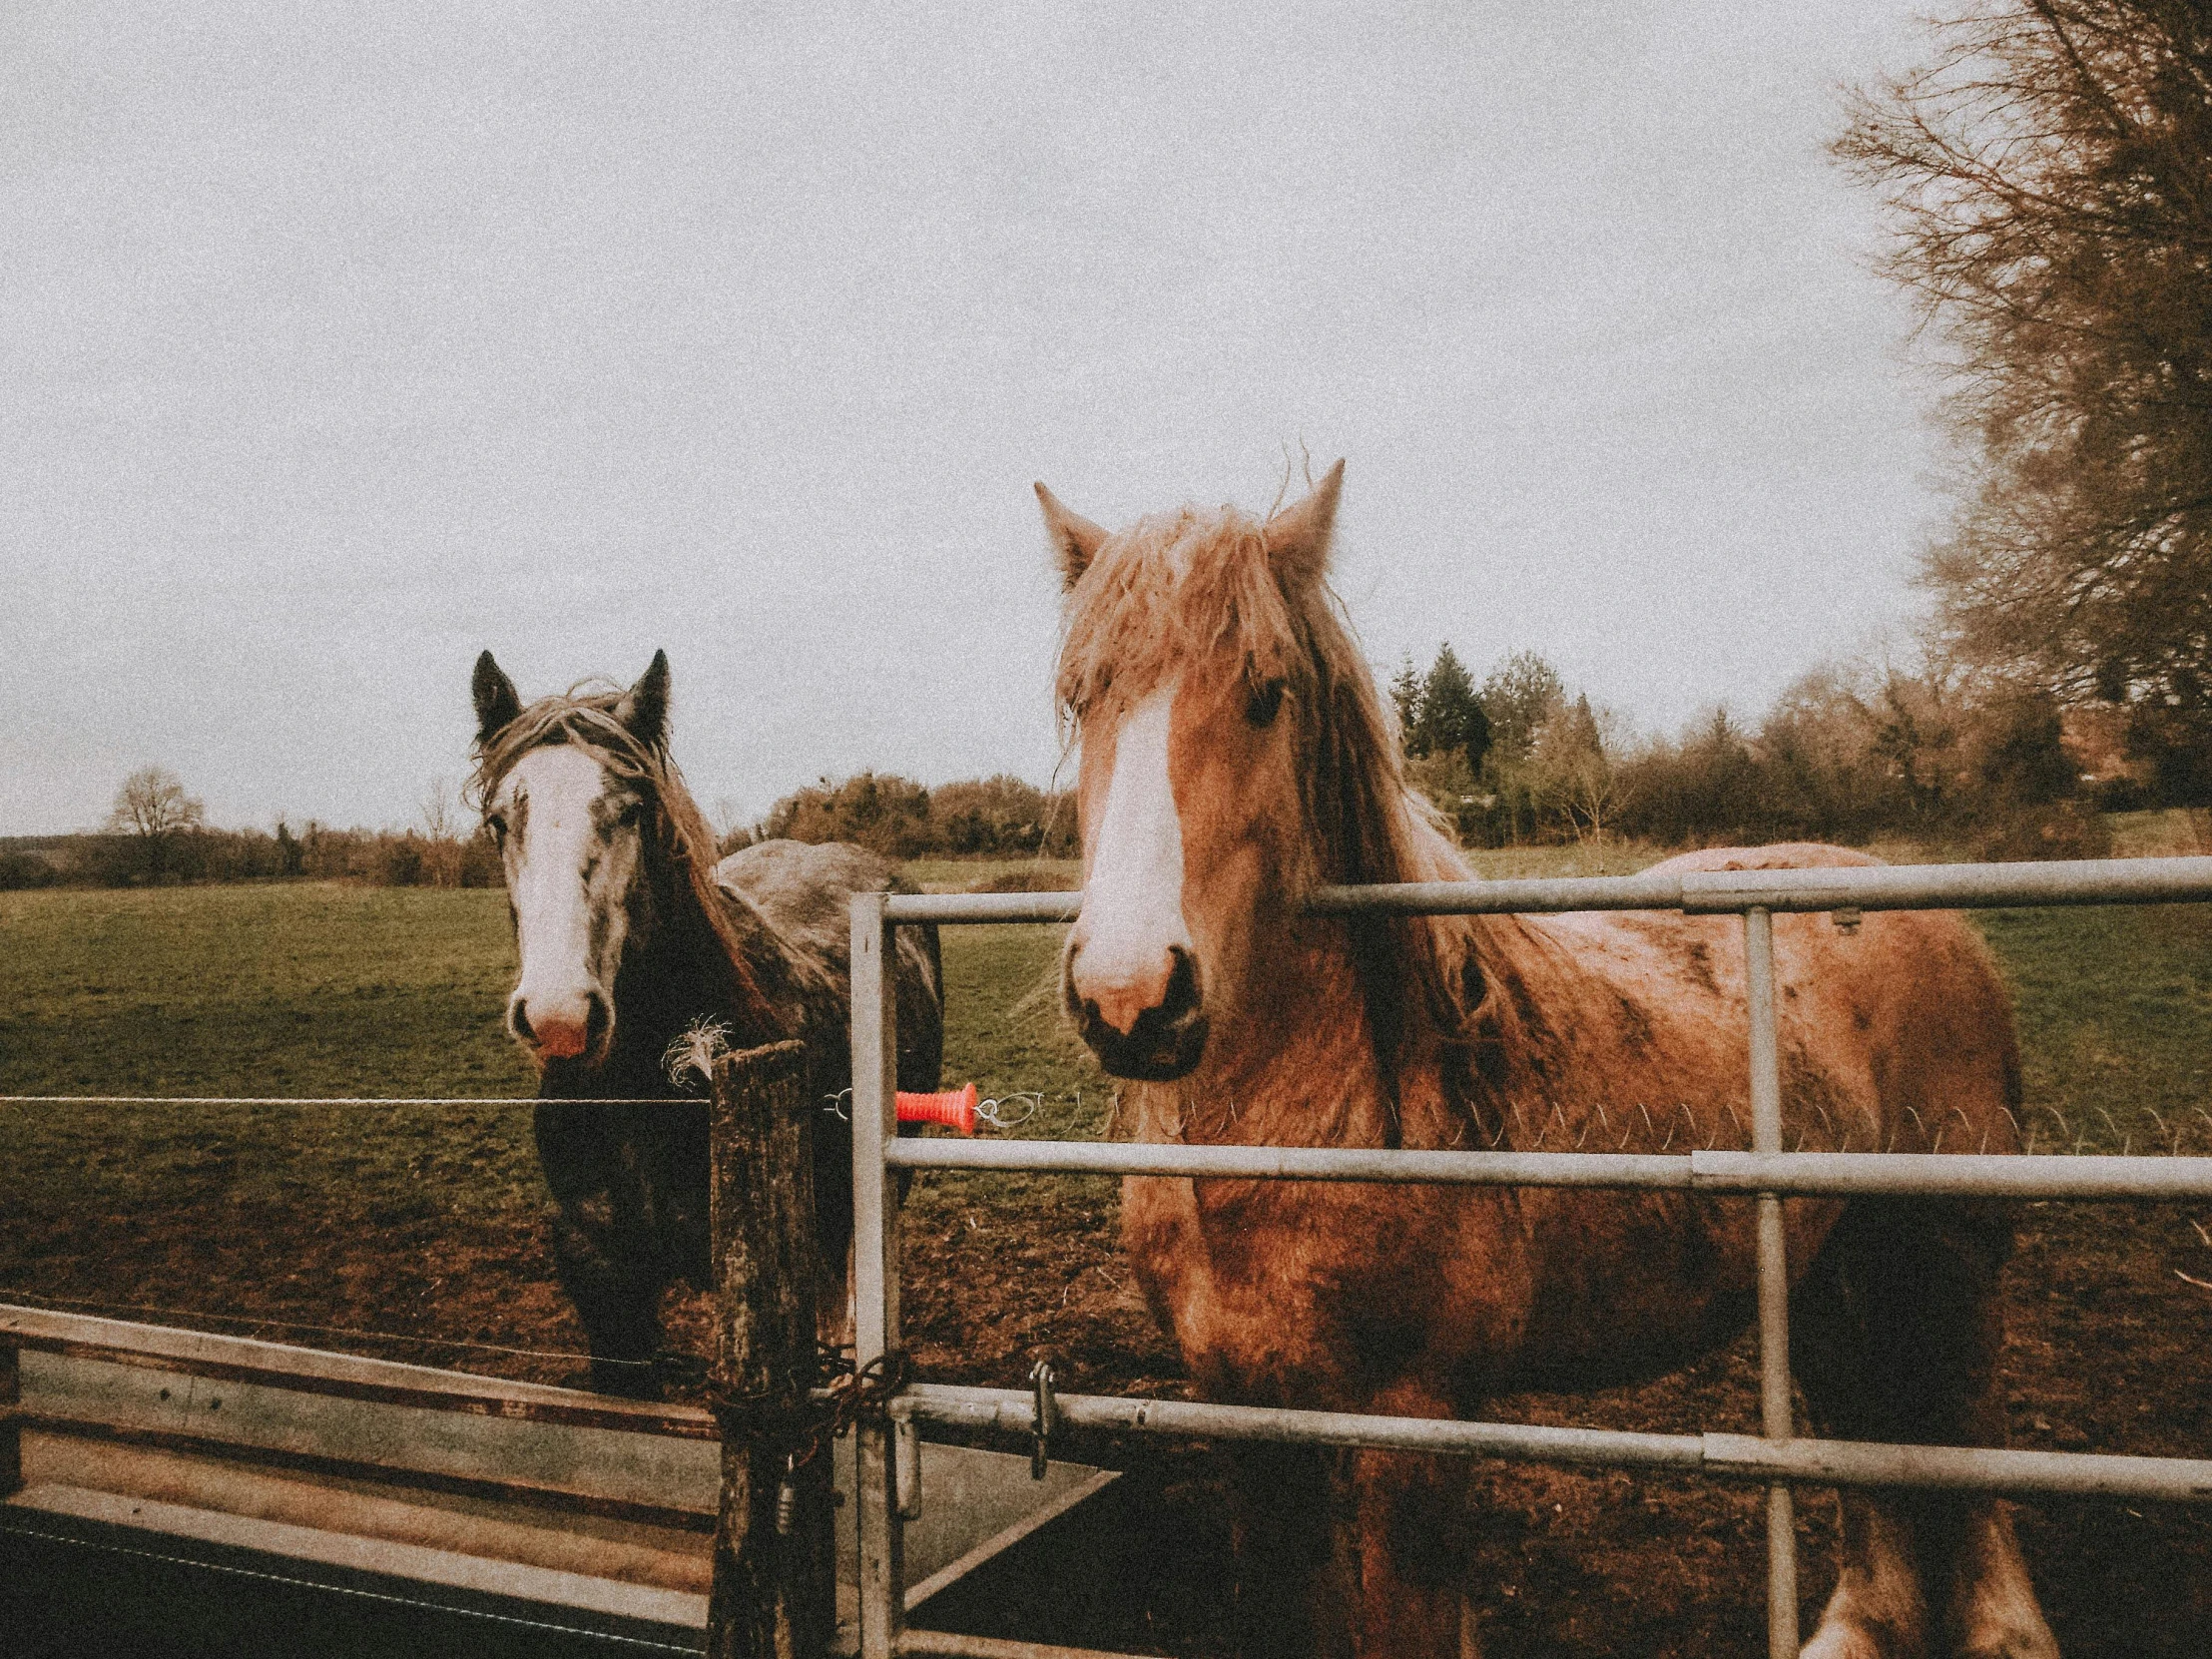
[{"left": 895, "top": 1082, "right": 978, "bottom": 1135}]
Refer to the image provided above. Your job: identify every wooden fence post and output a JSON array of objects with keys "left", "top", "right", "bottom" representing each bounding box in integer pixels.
[{"left": 707, "top": 1038, "right": 834, "bottom": 1659}]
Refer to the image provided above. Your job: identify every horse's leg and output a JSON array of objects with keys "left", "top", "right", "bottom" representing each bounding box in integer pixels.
[
  {"left": 1789, "top": 1199, "right": 2057, "bottom": 1659},
  {"left": 1228, "top": 1440, "right": 1347, "bottom": 1659},
  {"left": 815, "top": 1108, "right": 858, "bottom": 1353},
  {"left": 536, "top": 1103, "right": 667, "bottom": 1397},
  {"left": 1322, "top": 1382, "right": 1479, "bottom": 1658}
]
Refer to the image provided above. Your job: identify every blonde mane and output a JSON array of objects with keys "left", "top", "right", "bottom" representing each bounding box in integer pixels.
[
  {"left": 468, "top": 687, "right": 781, "bottom": 1035},
  {"left": 1057, "top": 504, "right": 1496, "bottom": 1130}
]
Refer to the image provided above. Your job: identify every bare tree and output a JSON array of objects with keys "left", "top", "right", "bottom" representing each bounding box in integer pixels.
[
  {"left": 1837, "top": 0, "right": 2212, "bottom": 800},
  {"left": 1529, "top": 695, "right": 1634, "bottom": 845},
  {"left": 105, "top": 766, "right": 206, "bottom": 879},
  {"left": 420, "top": 775, "right": 465, "bottom": 887},
  {"left": 421, "top": 776, "right": 460, "bottom": 842}
]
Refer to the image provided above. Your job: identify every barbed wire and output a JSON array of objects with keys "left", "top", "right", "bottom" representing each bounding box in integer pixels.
[{"left": 4, "top": 1092, "right": 2206, "bottom": 1153}]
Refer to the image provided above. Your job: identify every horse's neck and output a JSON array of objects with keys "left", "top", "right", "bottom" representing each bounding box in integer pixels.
[
  {"left": 603, "top": 875, "right": 768, "bottom": 1087},
  {"left": 1148, "top": 859, "right": 1573, "bottom": 1154}
]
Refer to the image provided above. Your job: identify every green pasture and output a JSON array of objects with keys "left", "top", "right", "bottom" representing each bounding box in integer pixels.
[
  {"left": 0, "top": 882, "right": 1110, "bottom": 1267},
  {"left": 0, "top": 848, "right": 2206, "bottom": 1266}
]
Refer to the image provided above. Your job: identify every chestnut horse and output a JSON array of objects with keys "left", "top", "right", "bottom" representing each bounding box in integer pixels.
[
  {"left": 470, "top": 651, "right": 943, "bottom": 1393},
  {"left": 1038, "top": 465, "right": 2057, "bottom": 1658}
]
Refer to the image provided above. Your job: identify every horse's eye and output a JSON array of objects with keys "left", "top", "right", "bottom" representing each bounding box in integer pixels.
[
  {"left": 1246, "top": 679, "right": 1286, "bottom": 729},
  {"left": 483, "top": 814, "right": 508, "bottom": 842}
]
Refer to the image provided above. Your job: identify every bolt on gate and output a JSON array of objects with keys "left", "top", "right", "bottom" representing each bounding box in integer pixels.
[{"left": 844, "top": 854, "right": 2212, "bottom": 1659}]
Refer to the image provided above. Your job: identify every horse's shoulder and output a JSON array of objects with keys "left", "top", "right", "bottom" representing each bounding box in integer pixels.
[{"left": 1640, "top": 842, "right": 1884, "bottom": 875}]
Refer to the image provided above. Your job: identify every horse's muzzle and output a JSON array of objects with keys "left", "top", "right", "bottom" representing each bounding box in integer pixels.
[
  {"left": 1067, "top": 945, "right": 1209, "bottom": 1081},
  {"left": 511, "top": 987, "right": 613, "bottom": 1066}
]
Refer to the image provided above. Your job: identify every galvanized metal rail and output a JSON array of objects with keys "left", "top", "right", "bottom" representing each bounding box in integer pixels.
[{"left": 850, "top": 855, "right": 2212, "bottom": 1659}]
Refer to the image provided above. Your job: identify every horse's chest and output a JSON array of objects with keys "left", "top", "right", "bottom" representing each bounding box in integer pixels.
[{"left": 1120, "top": 1174, "right": 1492, "bottom": 1402}]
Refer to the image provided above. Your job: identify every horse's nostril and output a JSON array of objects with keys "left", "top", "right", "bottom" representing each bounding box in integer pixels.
[
  {"left": 511, "top": 1000, "right": 537, "bottom": 1046},
  {"left": 1162, "top": 946, "right": 1203, "bottom": 1017}
]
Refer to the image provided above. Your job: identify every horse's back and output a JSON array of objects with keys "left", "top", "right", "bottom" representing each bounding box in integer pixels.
[
  {"left": 715, "top": 838, "right": 900, "bottom": 957},
  {"left": 1640, "top": 840, "right": 1883, "bottom": 874},
  {"left": 713, "top": 838, "right": 944, "bottom": 1092},
  {"left": 1520, "top": 840, "right": 2019, "bottom": 1153}
]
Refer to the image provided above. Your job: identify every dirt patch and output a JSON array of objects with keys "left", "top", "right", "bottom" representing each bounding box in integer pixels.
[{"left": 4, "top": 1189, "right": 2208, "bottom": 1654}]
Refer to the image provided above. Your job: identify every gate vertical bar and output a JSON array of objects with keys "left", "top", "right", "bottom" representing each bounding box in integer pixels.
[
  {"left": 849, "top": 891, "right": 903, "bottom": 1659},
  {"left": 1744, "top": 906, "right": 1799, "bottom": 1659}
]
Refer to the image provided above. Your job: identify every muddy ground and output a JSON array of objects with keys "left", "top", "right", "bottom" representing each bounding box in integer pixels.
[{"left": 6, "top": 1175, "right": 2209, "bottom": 1655}]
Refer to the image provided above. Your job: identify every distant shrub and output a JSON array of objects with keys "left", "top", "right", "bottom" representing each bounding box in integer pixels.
[
  {"left": 1971, "top": 803, "right": 2113, "bottom": 862},
  {"left": 0, "top": 851, "right": 59, "bottom": 890},
  {"left": 757, "top": 772, "right": 1077, "bottom": 860},
  {"left": 969, "top": 867, "right": 1079, "bottom": 893}
]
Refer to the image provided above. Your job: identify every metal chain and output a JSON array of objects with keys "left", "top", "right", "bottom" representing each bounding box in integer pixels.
[{"left": 703, "top": 1344, "right": 910, "bottom": 1472}]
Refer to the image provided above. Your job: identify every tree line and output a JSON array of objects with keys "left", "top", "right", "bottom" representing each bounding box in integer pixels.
[
  {"left": 741, "top": 772, "right": 1078, "bottom": 860},
  {"left": 1390, "top": 641, "right": 2138, "bottom": 859},
  {"left": 1386, "top": 0, "right": 2212, "bottom": 859},
  {"left": 0, "top": 768, "right": 502, "bottom": 891},
  {"left": 0, "top": 765, "right": 1079, "bottom": 891},
  {"left": 1837, "top": 0, "right": 2212, "bottom": 809}
]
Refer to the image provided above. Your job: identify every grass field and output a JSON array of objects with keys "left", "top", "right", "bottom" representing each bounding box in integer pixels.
[
  {"left": 2, "top": 853, "right": 2209, "bottom": 1653},
  {"left": 3, "top": 850, "right": 2208, "bottom": 1239}
]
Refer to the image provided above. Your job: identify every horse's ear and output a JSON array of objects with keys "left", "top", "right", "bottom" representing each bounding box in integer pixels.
[
  {"left": 1263, "top": 459, "right": 1346, "bottom": 593},
  {"left": 1036, "top": 482, "right": 1110, "bottom": 590},
  {"left": 472, "top": 651, "right": 522, "bottom": 745},
  {"left": 617, "top": 649, "right": 672, "bottom": 747}
]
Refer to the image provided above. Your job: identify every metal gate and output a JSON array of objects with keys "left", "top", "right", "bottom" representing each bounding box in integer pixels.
[{"left": 845, "top": 853, "right": 2212, "bottom": 1659}]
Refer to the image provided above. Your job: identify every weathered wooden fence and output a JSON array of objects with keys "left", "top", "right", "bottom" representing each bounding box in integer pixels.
[{"left": 706, "top": 1039, "right": 835, "bottom": 1658}]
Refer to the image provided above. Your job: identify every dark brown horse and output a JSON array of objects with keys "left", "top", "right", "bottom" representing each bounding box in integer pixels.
[
  {"left": 1037, "top": 466, "right": 2057, "bottom": 1657},
  {"left": 470, "top": 650, "right": 943, "bottom": 1394}
]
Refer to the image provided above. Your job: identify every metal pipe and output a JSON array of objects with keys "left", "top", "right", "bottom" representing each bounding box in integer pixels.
[
  {"left": 871, "top": 857, "right": 2212, "bottom": 937},
  {"left": 1703, "top": 1432, "right": 2212, "bottom": 1503},
  {"left": 1689, "top": 1151, "right": 2212, "bottom": 1199},
  {"left": 849, "top": 892, "right": 904, "bottom": 1659},
  {"left": 886, "top": 1137, "right": 1693, "bottom": 1187},
  {"left": 891, "top": 1384, "right": 2212, "bottom": 1504},
  {"left": 882, "top": 891, "right": 1081, "bottom": 925},
  {"left": 895, "top": 1629, "right": 1157, "bottom": 1659},
  {"left": 894, "top": 1383, "right": 1703, "bottom": 1471},
  {"left": 879, "top": 854, "right": 2212, "bottom": 930},
  {"left": 1744, "top": 908, "right": 1799, "bottom": 1658},
  {"left": 1298, "top": 855, "right": 2212, "bottom": 919},
  {"left": 883, "top": 1138, "right": 2212, "bottom": 1201},
  {"left": 1678, "top": 854, "right": 2212, "bottom": 914}
]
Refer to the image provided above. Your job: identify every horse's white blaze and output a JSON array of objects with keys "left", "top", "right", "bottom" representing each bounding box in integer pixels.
[
  {"left": 1071, "top": 685, "right": 1191, "bottom": 1034},
  {"left": 503, "top": 746, "right": 630, "bottom": 1058}
]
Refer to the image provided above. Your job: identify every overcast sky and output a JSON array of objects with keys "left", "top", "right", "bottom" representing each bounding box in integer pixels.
[{"left": 1, "top": 1, "right": 1947, "bottom": 837}]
